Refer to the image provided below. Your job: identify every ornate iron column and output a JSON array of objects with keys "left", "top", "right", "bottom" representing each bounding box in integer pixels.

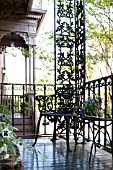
[
  {"left": 75, "top": 0, "right": 86, "bottom": 110},
  {"left": 54, "top": 0, "right": 85, "bottom": 114}
]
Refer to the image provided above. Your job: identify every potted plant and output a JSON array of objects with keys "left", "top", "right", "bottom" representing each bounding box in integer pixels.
[
  {"left": 80, "top": 96, "right": 103, "bottom": 117},
  {"left": 0, "top": 103, "right": 37, "bottom": 160},
  {"left": 0, "top": 102, "right": 47, "bottom": 169},
  {"left": 0, "top": 103, "right": 21, "bottom": 160}
]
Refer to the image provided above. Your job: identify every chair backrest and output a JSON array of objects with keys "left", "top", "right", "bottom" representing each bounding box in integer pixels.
[
  {"left": 35, "top": 95, "right": 55, "bottom": 113},
  {"left": 35, "top": 93, "right": 74, "bottom": 115},
  {"left": 55, "top": 85, "right": 74, "bottom": 114}
]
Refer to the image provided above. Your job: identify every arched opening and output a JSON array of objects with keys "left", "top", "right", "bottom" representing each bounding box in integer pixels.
[
  {"left": 0, "top": 32, "right": 29, "bottom": 84},
  {"left": 0, "top": 32, "right": 28, "bottom": 48}
]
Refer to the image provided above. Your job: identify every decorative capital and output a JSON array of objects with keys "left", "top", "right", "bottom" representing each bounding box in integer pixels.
[{"left": 28, "top": 34, "right": 37, "bottom": 46}]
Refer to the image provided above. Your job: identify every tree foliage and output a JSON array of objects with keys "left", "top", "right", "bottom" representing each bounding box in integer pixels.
[
  {"left": 35, "top": 1, "right": 54, "bottom": 84},
  {"left": 85, "top": 0, "right": 113, "bottom": 81},
  {"left": 35, "top": 30, "right": 54, "bottom": 84}
]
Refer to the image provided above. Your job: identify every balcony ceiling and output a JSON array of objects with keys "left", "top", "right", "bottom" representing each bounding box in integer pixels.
[{"left": 0, "top": 0, "right": 33, "bottom": 18}]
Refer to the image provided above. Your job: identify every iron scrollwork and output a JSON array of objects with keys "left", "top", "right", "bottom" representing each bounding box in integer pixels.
[
  {"left": 54, "top": 0, "right": 85, "bottom": 132},
  {"left": 55, "top": 0, "right": 76, "bottom": 112},
  {"left": 75, "top": 0, "right": 85, "bottom": 108}
]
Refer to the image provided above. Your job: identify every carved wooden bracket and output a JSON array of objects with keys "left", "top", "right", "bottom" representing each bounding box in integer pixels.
[
  {"left": 0, "top": 31, "right": 9, "bottom": 42},
  {"left": 17, "top": 32, "right": 29, "bottom": 45}
]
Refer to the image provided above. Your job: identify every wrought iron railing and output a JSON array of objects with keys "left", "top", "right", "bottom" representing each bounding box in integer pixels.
[
  {"left": 85, "top": 75, "right": 113, "bottom": 118},
  {"left": 83, "top": 75, "right": 113, "bottom": 152},
  {"left": 0, "top": 75, "right": 112, "bottom": 152}
]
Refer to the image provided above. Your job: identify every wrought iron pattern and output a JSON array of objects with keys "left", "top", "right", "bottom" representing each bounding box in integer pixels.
[
  {"left": 75, "top": 0, "right": 85, "bottom": 111},
  {"left": 85, "top": 75, "right": 112, "bottom": 118},
  {"left": 55, "top": 84, "right": 74, "bottom": 114},
  {"left": 35, "top": 95, "right": 55, "bottom": 113},
  {"left": 55, "top": 0, "right": 85, "bottom": 115},
  {"left": 0, "top": 77, "right": 112, "bottom": 149},
  {"left": 55, "top": 0, "right": 75, "bottom": 84},
  {"left": 55, "top": 0, "right": 76, "bottom": 114}
]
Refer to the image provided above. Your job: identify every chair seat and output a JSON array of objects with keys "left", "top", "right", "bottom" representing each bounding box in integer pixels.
[{"left": 41, "top": 111, "right": 72, "bottom": 117}]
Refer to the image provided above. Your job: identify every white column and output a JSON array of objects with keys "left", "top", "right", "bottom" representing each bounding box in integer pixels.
[
  {"left": 25, "top": 55, "right": 28, "bottom": 84},
  {"left": 1, "top": 47, "right": 6, "bottom": 84},
  {"left": 33, "top": 45, "right": 36, "bottom": 84},
  {"left": 29, "top": 45, "right": 31, "bottom": 84}
]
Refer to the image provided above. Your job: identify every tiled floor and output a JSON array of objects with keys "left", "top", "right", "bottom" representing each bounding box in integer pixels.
[{"left": 18, "top": 137, "right": 113, "bottom": 170}]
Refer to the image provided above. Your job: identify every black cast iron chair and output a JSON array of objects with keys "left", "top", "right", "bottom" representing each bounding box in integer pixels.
[{"left": 32, "top": 94, "right": 73, "bottom": 151}]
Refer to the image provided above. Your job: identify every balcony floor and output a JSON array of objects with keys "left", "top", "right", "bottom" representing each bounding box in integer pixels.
[{"left": 18, "top": 137, "right": 113, "bottom": 170}]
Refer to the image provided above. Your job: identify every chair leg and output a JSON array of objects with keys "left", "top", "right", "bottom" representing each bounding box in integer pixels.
[
  {"left": 51, "top": 117, "right": 58, "bottom": 141},
  {"left": 66, "top": 117, "right": 72, "bottom": 152},
  {"left": 73, "top": 116, "right": 77, "bottom": 151},
  {"left": 32, "top": 115, "right": 42, "bottom": 146}
]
